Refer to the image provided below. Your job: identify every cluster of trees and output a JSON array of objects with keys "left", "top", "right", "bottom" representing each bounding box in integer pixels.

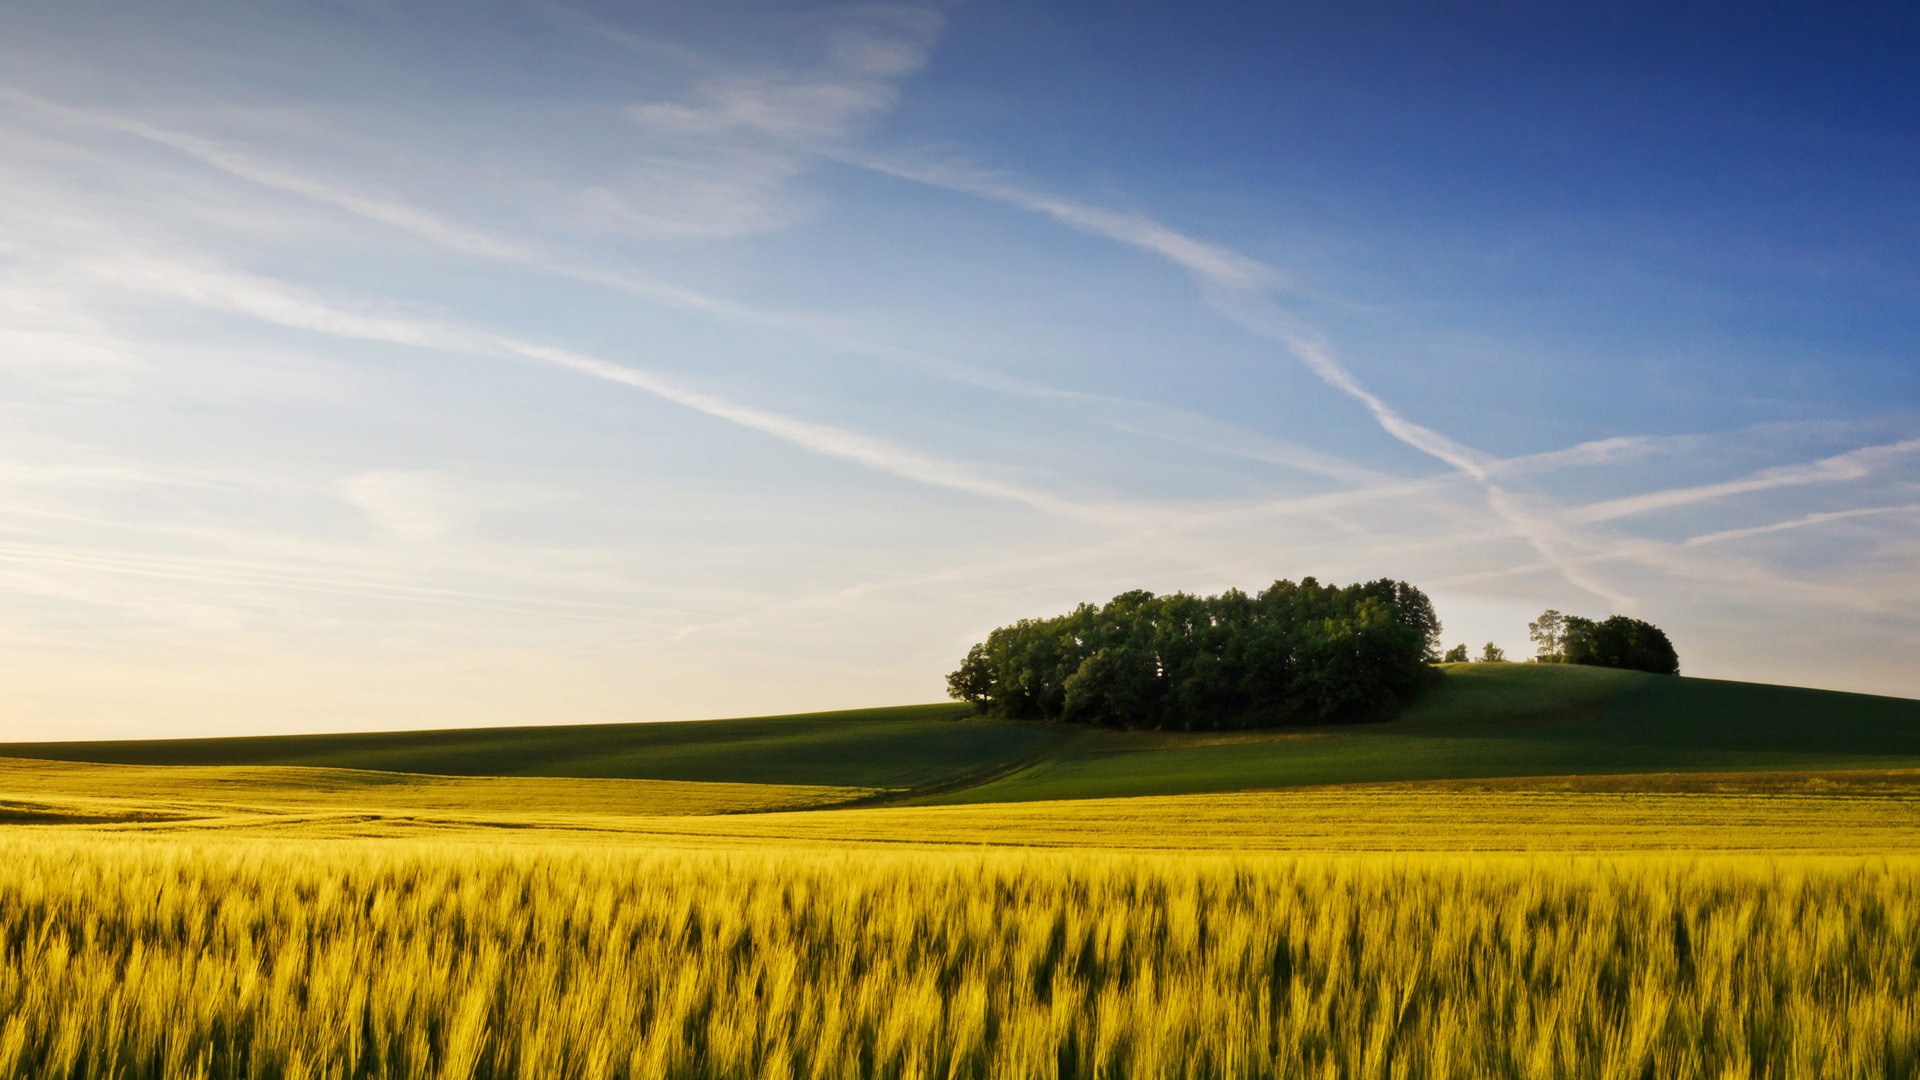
[
  {"left": 1442, "top": 643, "right": 1506, "bottom": 663},
  {"left": 1526, "top": 610, "right": 1679, "bottom": 675},
  {"left": 1441, "top": 611, "right": 1679, "bottom": 674},
  {"left": 946, "top": 578, "right": 1442, "bottom": 729}
]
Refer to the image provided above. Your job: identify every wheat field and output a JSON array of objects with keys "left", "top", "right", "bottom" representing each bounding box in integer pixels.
[
  {"left": 0, "top": 756, "right": 875, "bottom": 828},
  {"left": 3, "top": 831, "right": 1919, "bottom": 1079}
]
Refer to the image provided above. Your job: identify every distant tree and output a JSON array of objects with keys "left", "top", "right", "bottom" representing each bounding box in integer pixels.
[
  {"left": 1479, "top": 642, "right": 1507, "bottom": 663},
  {"left": 1359, "top": 579, "right": 1444, "bottom": 662},
  {"left": 1062, "top": 645, "right": 1161, "bottom": 726},
  {"left": 1561, "top": 615, "right": 1679, "bottom": 675},
  {"left": 1528, "top": 610, "right": 1568, "bottom": 662},
  {"left": 946, "top": 643, "right": 995, "bottom": 707},
  {"left": 1443, "top": 644, "right": 1469, "bottom": 663},
  {"left": 950, "top": 577, "right": 1442, "bottom": 729}
]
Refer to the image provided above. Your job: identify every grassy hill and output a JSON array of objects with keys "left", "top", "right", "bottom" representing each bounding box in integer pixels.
[
  {"left": 938, "top": 665, "right": 1920, "bottom": 802},
  {"left": 4, "top": 665, "right": 1918, "bottom": 803},
  {"left": 0, "top": 703, "right": 1045, "bottom": 793}
]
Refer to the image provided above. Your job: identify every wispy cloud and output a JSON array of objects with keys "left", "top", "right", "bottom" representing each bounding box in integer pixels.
[
  {"left": 1, "top": 86, "right": 1400, "bottom": 491},
  {"left": 6, "top": 3, "right": 1917, "bottom": 730},
  {"left": 840, "top": 154, "right": 1920, "bottom": 621},
  {"left": 1202, "top": 290, "right": 1496, "bottom": 477},
  {"left": 847, "top": 155, "right": 1279, "bottom": 290},
  {"left": 624, "top": 7, "right": 944, "bottom": 143},
  {"left": 1683, "top": 503, "right": 1920, "bottom": 546},
  {"left": 1489, "top": 434, "right": 1670, "bottom": 476},
  {"left": 1420, "top": 525, "right": 1910, "bottom": 618},
  {"left": 23, "top": 72, "right": 1904, "bottom": 625},
  {"left": 530, "top": 2, "right": 724, "bottom": 77},
  {"left": 605, "top": 5, "right": 944, "bottom": 237},
  {"left": 0, "top": 85, "right": 782, "bottom": 321},
  {"left": 859, "top": 156, "right": 1642, "bottom": 603},
  {"left": 0, "top": 87, "right": 529, "bottom": 261},
  {"left": 0, "top": 540, "right": 645, "bottom": 626},
  {"left": 337, "top": 470, "right": 463, "bottom": 543},
  {"left": 81, "top": 250, "right": 1127, "bottom": 524},
  {"left": 1570, "top": 437, "right": 1920, "bottom": 524}
]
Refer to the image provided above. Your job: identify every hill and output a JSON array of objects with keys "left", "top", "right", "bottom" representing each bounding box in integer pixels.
[
  {"left": 936, "top": 664, "right": 1920, "bottom": 802},
  {"left": 3, "top": 665, "right": 1918, "bottom": 803},
  {"left": 0, "top": 702, "right": 1050, "bottom": 793}
]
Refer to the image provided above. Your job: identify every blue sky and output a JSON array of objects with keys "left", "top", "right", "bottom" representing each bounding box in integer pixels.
[{"left": 1, "top": 0, "right": 1916, "bottom": 737}]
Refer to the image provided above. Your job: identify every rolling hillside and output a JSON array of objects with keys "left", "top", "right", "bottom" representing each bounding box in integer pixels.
[
  {"left": 4, "top": 665, "right": 1919, "bottom": 804},
  {"left": 938, "top": 665, "right": 1920, "bottom": 802},
  {"left": 0, "top": 702, "right": 1042, "bottom": 793}
]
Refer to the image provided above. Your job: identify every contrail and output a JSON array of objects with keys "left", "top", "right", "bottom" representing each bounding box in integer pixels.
[
  {"left": 1683, "top": 503, "right": 1920, "bottom": 547},
  {"left": 1572, "top": 438, "right": 1920, "bottom": 524},
  {"left": 86, "top": 251, "right": 1131, "bottom": 525},
  {"left": 863, "top": 154, "right": 1634, "bottom": 605},
  {"left": 0, "top": 86, "right": 1387, "bottom": 487}
]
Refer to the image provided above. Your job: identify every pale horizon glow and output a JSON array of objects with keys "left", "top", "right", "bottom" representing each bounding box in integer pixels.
[{"left": 1, "top": 1, "right": 1917, "bottom": 740}]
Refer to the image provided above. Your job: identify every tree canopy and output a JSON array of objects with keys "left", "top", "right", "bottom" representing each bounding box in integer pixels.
[
  {"left": 1528, "top": 610, "right": 1567, "bottom": 662},
  {"left": 1562, "top": 615, "right": 1680, "bottom": 675},
  {"left": 948, "top": 578, "right": 1442, "bottom": 729},
  {"left": 1527, "top": 609, "right": 1679, "bottom": 675}
]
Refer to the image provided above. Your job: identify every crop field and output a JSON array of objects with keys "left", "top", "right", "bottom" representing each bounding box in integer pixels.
[
  {"left": 4, "top": 668, "right": 1920, "bottom": 1078},
  {"left": 0, "top": 757, "right": 873, "bottom": 832},
  {"left": 9, "top": 753, "right": 1920, "bottom": 852},
  {"left": 3, "top": 832, "right": 1919, "bottom": 1079},
  {"left": 5, "top": 761, "right": 1920, "bottom": 1078}
]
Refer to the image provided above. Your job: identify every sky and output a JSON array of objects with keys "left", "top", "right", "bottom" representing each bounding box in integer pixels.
[{"left": 1, "top": 0, "right": 1917, "bottom": 739}]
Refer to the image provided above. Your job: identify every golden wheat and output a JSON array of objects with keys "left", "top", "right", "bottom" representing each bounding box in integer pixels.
[
  {"left": 11, "top": 755, "right": 1920, "bottom": 854},
  {"left": 1, "top": 833, "right": 1917, "bottom": 1079},
  {"left": 0, "top": 756, "right": 874, "bottom": 830}
]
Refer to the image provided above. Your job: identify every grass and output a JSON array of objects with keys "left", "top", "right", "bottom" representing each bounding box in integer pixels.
[
  {"left": 5, "top": 667, "right": 1919, "bottom": 805},
  {"left": 1399, "top": 660, "right": 1640, "bottom": 725},
  {"left": 935, "top": 665, "right": 1920, "bottom": 802},
  {"left": 0, "top": 702, "right": 1049, "bottom": 792}
]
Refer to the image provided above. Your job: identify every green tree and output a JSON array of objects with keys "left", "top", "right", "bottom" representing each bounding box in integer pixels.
[
  {"left": 1479, "top": 642, "right": 1507, "bottom": 662},
  {"left": 1443, "top": 644, "right": 1469, "bottom": 663},
  {"left": 1061, "top": 645, "right": 1161, "bottom": 726},
  {"left": 946, "top": 643, "right": 994, "bottom": 706},
  {"left": 1561, "top": 615, "right": 1679, "bottom": 675},
  {"left": 1528, "top": 610, "right": 1567, "bottom": 662},
  {"left": 1358, "top": 579, "right": 1444, "bottom": 661},
  {"left": 949, "top": 578, "right": 1442, "bottom": 729}
]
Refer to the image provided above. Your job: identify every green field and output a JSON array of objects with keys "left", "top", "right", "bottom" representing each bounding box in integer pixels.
[
  {"left": 8, "top": 664, "right": 1918, "bottom": 805},
  {"left": 4, "top": 663, "right": 1919, "bottom": 847},
  {"left": 942, "top": 665, "right": 1920, "bottom": 802},
  {"left": 0, "top": 702, "right": 1033, "bottom": 792}
]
